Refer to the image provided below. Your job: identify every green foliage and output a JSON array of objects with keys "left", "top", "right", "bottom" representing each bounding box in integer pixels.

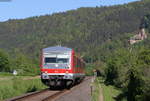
[
  {"left": 92, "top": 78, "right": 101, "bottom": 101},
  {"left": 142, "top": 13, "right": 150, "bottom": 30},
  {"left": 85, "top": 64, "right": 94, "bottom": 76},
  {"left": 11, "top": 52, "right": 39, "bottom": 75},
  {"left": 101, "top": 81, "right": 121, "bottom": 101},
  {"left": 138, "top": 49, "right": 150, "bottom": 65},
  {"left": 104, "top": 47, "right": 150, "bottom": 101},
  {"left": 136, "top": 49, "right": 150, "bottom": 101},
  {"left": 0, "top": 0, "right": 150, "bottom": 76},
  {"left": 0, "top": 72, "right": 13, "bottom": 76},
  {"left": 105, "top": 48, "right": 132, "bottom": 86},
  {"left": 0, "top": 49, "right": 10, "bottom": 72},
  {"left": 92, "top": 77, "right": 121, "bottom": 101},
  {"left": 0, "top": 0, "right": 150, "bottom": 60}
]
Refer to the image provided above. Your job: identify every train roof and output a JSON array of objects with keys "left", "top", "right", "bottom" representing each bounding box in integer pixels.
[{"left": 43, "top": 46, "right": 72, "bottom": 52}]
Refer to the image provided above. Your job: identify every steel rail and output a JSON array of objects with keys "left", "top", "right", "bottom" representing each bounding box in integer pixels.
[
  {"left": 6, "top": 77, "right": 91, "bottom": 101},
  {"left": 7, "top": 89, "right": 50, "bottom": 101}
]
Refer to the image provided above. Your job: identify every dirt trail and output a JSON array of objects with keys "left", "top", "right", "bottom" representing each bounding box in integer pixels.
[{"left": 99, "top": 85, "right": 104, "bottom": 101}]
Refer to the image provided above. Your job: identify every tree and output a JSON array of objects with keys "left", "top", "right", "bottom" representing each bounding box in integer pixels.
[{"left": 0, "top": 50, "right": 10, "bottom": 72}]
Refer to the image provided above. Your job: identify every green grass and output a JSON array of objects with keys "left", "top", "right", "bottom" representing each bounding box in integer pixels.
[
  {"left": 102, "top": 84, "right": 120, "bottom": 101},
  {"left": 0, "top": 75, "right": 34, "bottom": 81},
  {"left": 92, "top": 78, "right": 101, "bottom": 101},
  {"left": 0, "top": 72, "right": 39, "bottom": 81},
  {"left": 0, "top": 72, "right": 39, "bottom": 76},
  {"left": 92, "top": 77, "right": 121, "bottom": 101},
  {"left": 0, "top": 77, "right": 47, "bottom": 100},
  {"left": 0, "top": 72, "right": 13, "bottom": 76}
]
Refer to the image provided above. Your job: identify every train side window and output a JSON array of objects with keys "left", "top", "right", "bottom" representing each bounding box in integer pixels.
[
  {"left": 76, "top": 58, "right": 78, "bottom": 67},
  {"left": 77, "top": 58, "right": 79, "bottom": 68},
  {"left": 79, "top": 59, "right": 81, "bottom": 68},
  {"left": 74, "top": 56, "right": 77, "bottom": 68},
  {"left": 83, "top": 63, "right": 85, "bottom": 68},
  {"left": 79, "top": 60, "right": 81, "bottom": 67},
  {"left": 78, "top": 59, "right": 81, "bottom": 68},
  {"left": 81, "top": 62, "right": 83, "bottom": 68}
]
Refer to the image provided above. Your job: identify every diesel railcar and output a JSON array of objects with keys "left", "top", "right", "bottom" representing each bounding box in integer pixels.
[{"left": 40, "top": 46, "right": 85, "bottom": 87}]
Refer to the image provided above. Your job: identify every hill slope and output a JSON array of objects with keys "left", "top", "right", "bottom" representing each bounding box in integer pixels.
[{"left": 0, "top": 0, "right": 150, "bottom": 59}]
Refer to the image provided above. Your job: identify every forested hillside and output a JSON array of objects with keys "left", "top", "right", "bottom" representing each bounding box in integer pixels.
[
  {"left": 0, "top": 0, "right": 149, "bottom": 59},
  {"left": 0, "top": 0, "right": 150, "bottom": 73}
]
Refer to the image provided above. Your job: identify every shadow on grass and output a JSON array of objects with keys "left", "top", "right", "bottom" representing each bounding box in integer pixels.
[
  {"left": 26, "top": 86, "right": 37, "bottom": 93},
  {"left": 97, "top": 77, "right": 125, "bottom": 101},
  {"left": 113, "top": 93, "right": 126, "bottom": 101}
]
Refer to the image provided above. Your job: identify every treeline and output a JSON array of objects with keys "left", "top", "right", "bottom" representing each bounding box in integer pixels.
[
  {"left": 0, "top": 49, "right": 39, "bottom": 75},
  {"left": 0, "top": 0, "right": 150, "bottom": 59},
  {"left": 103, "top": 46, "right": 150, "bottom": 101},
  {"left": 92, "top": 14, "right": 150, "bottom": 101},
  {"left": 0, "top": 0, "right": 150, "bottom": 69}
]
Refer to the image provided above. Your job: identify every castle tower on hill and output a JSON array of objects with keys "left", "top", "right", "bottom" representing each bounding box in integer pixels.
[
  {"left": 129, "top": 28, "right": 147, "bottom": 45},
  {"left": 139, "top": 28, "right": 147, "bottom": 40}
]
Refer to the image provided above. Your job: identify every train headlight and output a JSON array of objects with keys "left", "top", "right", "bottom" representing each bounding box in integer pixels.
[
  {"left": 42, "top": 71, "right": 47, "bottom": 74},
  {"left": 42, "top": 73, "right": 49, "bottom": 79}
]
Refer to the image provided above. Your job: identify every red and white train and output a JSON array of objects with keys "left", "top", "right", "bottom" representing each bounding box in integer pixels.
[{"left": 40, "top": 46, "right": 85, "bottom": 87}]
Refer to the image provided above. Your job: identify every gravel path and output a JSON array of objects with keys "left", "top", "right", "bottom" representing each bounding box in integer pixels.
[{"left": 55, "top": 78, "right": 92, "bottom": 101}]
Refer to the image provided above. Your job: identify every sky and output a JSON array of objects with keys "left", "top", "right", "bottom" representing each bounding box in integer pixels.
[{"left": 0, "top": 0, "right": 140, "bottom": 22}]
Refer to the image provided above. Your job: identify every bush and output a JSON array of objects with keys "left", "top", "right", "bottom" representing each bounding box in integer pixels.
[
  {"left": 104, "top": 48, "right": 150, "bottom": 101},
  {"left": 0, "top": 50, "right": 10, "bottom": 72}
]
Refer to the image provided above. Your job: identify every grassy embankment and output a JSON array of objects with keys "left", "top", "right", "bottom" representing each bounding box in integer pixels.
[
  {"left": 92, "top": 77, "right": 121, "bottom": 101},
  {"left": 0, "top": 75, "right": 47, "bottom": 101},
  {"left": 92, "top": 78, "right": 101, "bottom": 101}
]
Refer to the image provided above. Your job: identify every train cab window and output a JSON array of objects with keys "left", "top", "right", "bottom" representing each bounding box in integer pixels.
[
  {"left": 45, "top": 57, "right": 56, "bottom": 63},
  {"left": 44, "top": 57, "right": 69, "bottom": 64},
  {"left": 57, "top": 58, "right": 69, "bottom": 63}
]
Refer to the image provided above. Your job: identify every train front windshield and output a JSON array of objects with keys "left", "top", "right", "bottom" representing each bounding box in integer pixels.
[
  {"left": 45, "top": 57, "right": 69, "bottom": 63},
  {"left": 43, "top": 54, "right": 70, "bottom": 69}
]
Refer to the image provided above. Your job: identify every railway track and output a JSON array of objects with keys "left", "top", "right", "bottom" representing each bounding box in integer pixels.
[
  {"left": 6, "top": 89, "right": 63, "bottom": 101},
  {"left": 6, "top": 77, "right": 91, "bottom": 101}
]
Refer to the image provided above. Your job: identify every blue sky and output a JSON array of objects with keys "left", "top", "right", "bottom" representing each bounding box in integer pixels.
[{"left": 0, "top": 0, "right": 139, "bottom": 22}]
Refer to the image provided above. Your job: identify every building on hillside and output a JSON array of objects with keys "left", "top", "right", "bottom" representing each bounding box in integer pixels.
[{"left": 129, "top": 28, "right": 147, "bottom": 44}]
